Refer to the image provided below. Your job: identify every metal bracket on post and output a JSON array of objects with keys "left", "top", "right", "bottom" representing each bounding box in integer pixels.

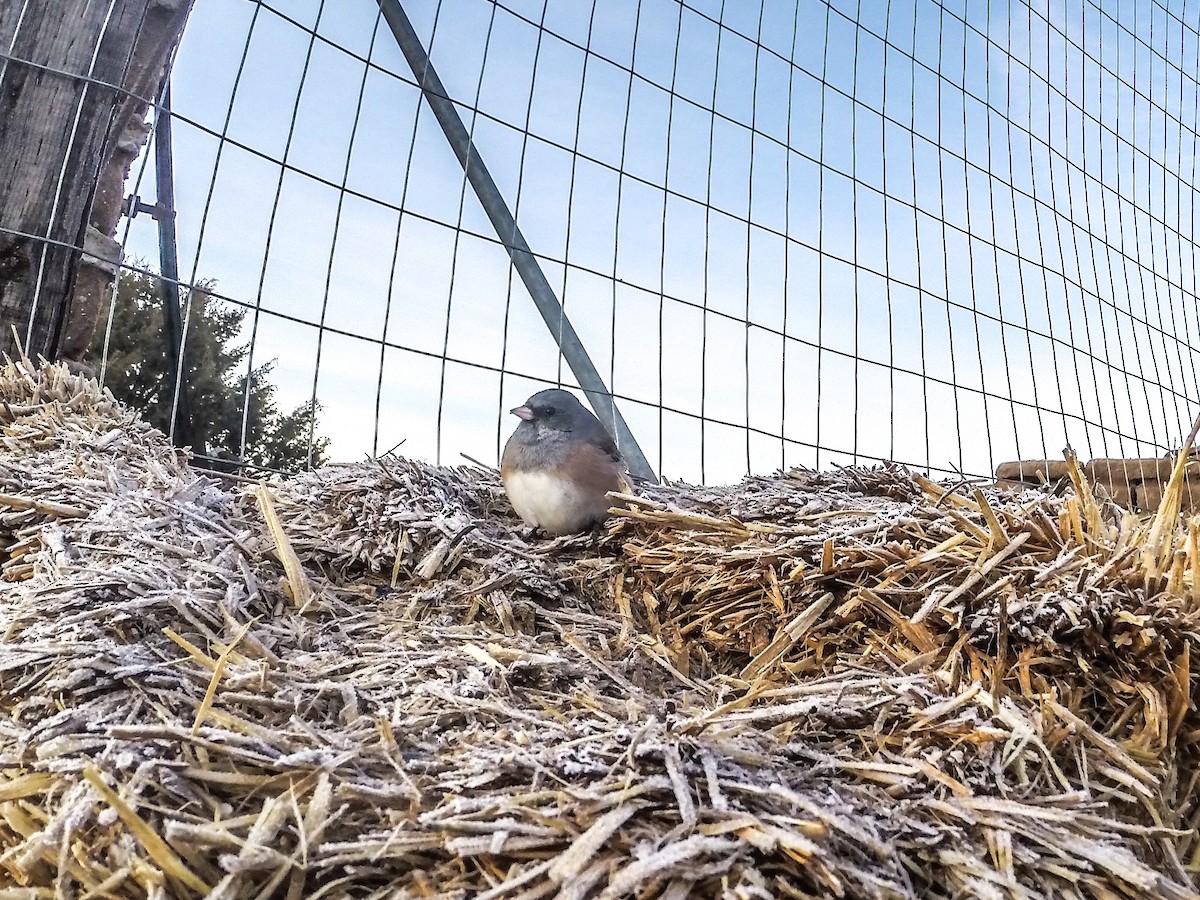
[{"left": 377, "top": 0, "right": 657, "bottom": 483}]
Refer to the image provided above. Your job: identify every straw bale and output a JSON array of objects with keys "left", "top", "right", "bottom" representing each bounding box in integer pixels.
[{"left": 1, "top": 359, "right": 1200, "bottom": 898}]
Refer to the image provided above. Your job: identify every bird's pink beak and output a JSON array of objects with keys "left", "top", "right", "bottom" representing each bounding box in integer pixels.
[{"left": 511, "top": 405, "right": 535, "bottom": 421}]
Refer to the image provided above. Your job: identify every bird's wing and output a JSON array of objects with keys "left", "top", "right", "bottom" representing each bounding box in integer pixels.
[
  {"left": 561, "top": 440, "right": 627, "bottom": 493},
  {"left": 588, "top": 427, "right": 624, "bottom": 467},
  {"left": 589, "top": 430, "right": 636, "bottom": 496}
]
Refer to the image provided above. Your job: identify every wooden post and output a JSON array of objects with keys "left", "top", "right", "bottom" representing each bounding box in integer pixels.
[{"left": 0, "top": 0, "right": 193, "bottom": 362}]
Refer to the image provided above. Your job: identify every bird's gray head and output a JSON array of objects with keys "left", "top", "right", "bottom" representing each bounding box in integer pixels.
[{"left": 510, "top": 388, "right": 593, "bottom": 435}]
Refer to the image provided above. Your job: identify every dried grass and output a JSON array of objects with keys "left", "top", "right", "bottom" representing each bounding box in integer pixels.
[{"left": 1, "top": 359, "right": 1199, "bottom": 898}]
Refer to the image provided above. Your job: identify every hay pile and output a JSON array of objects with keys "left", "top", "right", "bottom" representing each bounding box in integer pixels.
[{"left": 1, "top": 358, "right": 1199, "bottom": 899}]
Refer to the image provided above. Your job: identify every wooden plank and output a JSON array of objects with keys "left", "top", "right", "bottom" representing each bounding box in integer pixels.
[
  {"left": 1135, "top": 479, "right": 1200, "bottom": 512},
  {"left": 994, "top": 460, "right": 1070, "bottom": 483},
  {"left": 1085, "top": 457, "right": 1175, "bottom": 486}
]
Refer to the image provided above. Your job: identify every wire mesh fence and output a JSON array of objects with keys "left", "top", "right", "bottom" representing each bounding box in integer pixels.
[{"left": 16, "top": 0, "right": 1200, "bottom": 485}]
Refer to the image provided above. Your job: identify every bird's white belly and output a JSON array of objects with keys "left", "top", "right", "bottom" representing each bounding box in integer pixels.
[{"left": 503, "top": 469, "right": 607, "bottom": 534}]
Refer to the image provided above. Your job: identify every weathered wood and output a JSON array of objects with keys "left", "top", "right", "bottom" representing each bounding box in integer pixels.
[
  {"left": 0, "top": 0, "right": 192, "bottom": 362},
  {"left": 1135, "top": 478, "right": 1200, "bottom": 513},
  {"left": 1085, "top": 457, "right": 1177, "bottom": 486},
  {"left": 1101, "top": 480, "right": 1133, "bottom": 510},
  {"left": 994, "top": 460, "right": 1070, "bottom": 484},
  {"left": 59, "top": 113, "right": 149, "bottom": 368}
]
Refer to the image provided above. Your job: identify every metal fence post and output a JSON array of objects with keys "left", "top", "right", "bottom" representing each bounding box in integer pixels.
[
  {"left": 152, "top": 82, "right": 200, "bottom": 452},
  {"left": 377, "top": 0, "right": 657, "bottom": 483}
]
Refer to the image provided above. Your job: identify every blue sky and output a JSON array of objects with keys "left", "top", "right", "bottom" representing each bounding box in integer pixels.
[{"left": 114, "top": 0, "right": 1200, "bottom": 484}]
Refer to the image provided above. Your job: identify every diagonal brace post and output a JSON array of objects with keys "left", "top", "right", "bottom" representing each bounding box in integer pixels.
[{"left": 377, "top": 0, "right": 657, "bottom": 482}]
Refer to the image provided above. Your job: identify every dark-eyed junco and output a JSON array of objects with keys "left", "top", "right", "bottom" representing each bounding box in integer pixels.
[{"left": 501, "top": 388, "right": 629, "bottom": 535}]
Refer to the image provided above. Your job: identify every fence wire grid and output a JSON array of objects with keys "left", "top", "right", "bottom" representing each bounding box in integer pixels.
[{"left": 94, "top": 0, "right": 1200, "bottom": 484}]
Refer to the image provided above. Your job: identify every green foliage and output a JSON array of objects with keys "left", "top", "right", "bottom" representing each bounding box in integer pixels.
[{"left": 87, "top": 267, "right": 328, "bottom": 472}]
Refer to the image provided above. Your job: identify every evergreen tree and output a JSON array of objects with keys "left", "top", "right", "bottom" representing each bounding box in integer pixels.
[{"left": 87, "top": 268, "right": 329, "bottom": 472}]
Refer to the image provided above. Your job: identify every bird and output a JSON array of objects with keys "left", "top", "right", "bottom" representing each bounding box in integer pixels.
[{"left": 501, "top": 388, "right": 629, "bottom": 536}]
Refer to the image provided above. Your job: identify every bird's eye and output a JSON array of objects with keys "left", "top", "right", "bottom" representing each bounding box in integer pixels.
[{"left": 543, "top": 406, "right": 556, "bottom": 417}]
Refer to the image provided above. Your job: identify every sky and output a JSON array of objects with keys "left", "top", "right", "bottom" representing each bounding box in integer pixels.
[{"left": 113, "top": 0, "right": 1200, "bottom": 484}]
